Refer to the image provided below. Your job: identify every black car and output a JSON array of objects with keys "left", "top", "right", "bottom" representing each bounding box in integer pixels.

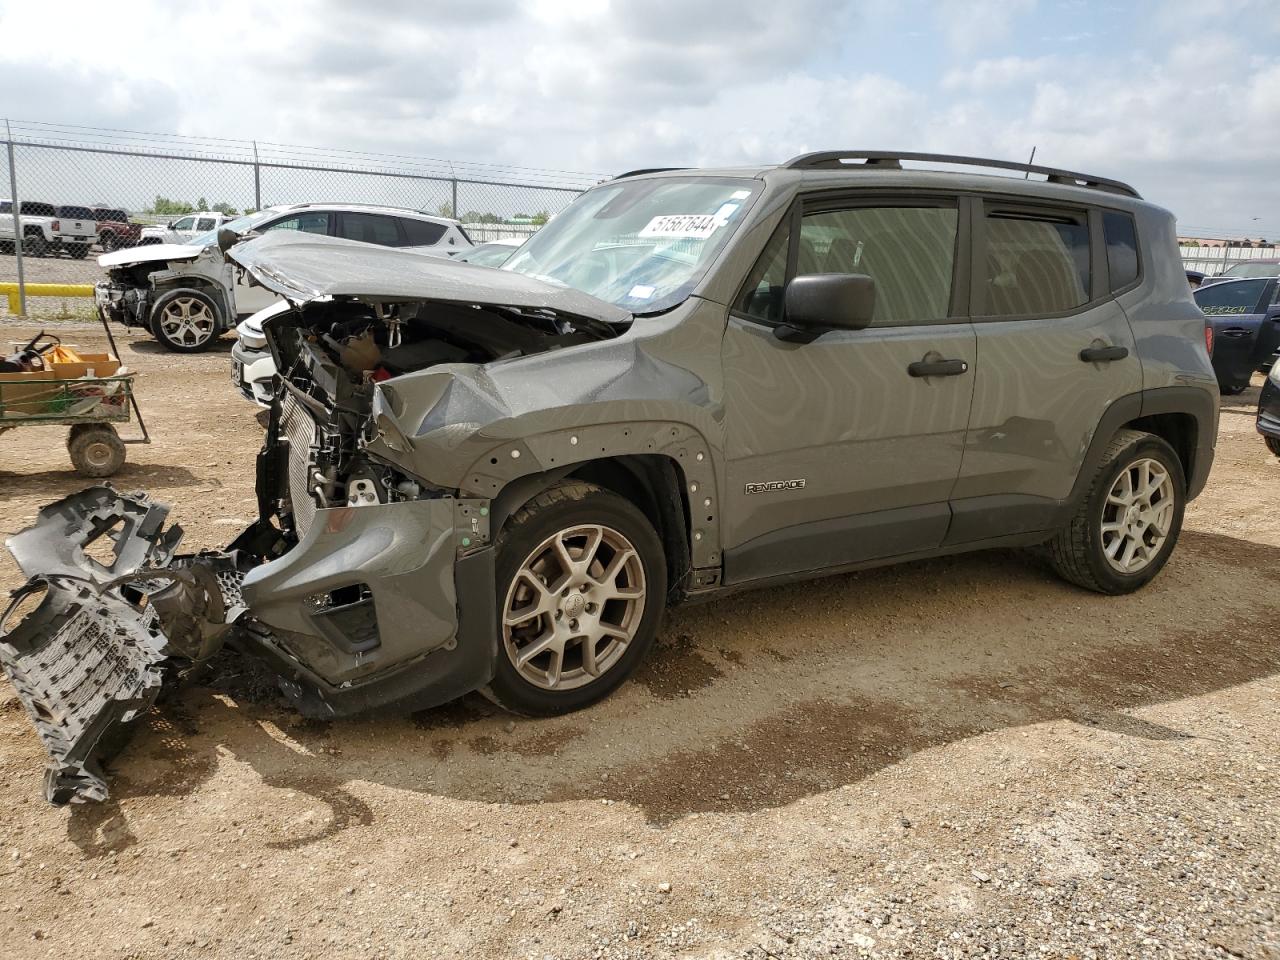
[
  {"left": 1194, "top": 276, "right": 1280, "bottom": 393},
  {"left": 1258, "top": 361, "right": 1280, "bottom": 457}
]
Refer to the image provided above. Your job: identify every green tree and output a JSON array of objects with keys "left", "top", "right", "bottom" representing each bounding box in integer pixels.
[
  {"left": 210, "top": 201, "right": 239, "bottom": 216},
  {"left": 436, "top": 202, "right": 455, "bottom": 219},
  {"left": 145, "top": 196, "right": 195, "bottom": 216},
  {"left": 531, "top": 210, "right": 551, "bottom": 225}
]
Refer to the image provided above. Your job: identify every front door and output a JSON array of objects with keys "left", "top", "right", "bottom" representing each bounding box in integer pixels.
[{"left": 722, "top": 196, "right": 976, "bottom": 583}]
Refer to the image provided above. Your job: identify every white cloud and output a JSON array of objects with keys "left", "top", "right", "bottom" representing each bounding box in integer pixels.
[{"left": 0, "top": 0, "right": 1278, "bottom": 233}]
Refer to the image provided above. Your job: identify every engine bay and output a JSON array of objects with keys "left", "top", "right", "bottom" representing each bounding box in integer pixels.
[{"left": 262, "top": 296, "right": 621, "bottom": 538}]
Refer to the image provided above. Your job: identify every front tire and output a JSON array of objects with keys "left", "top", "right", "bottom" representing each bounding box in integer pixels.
[
  {"left": 1047, "top": 429, "right": 1186, "bottom": 595},
  {"left": 1266, "top": 437, "right": 1280, "bottom": 459},
  {"left": 485, "top": 480, "right": 667, "bottom": 716},
  {"left": 150, "top": 288, "right": 223, "bottom": 352}
]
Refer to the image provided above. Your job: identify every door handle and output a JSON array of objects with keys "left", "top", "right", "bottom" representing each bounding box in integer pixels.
[
  {"left": 907, "top": 358, "right": 968, "bottom": 377},
  {"left": 1219, "top": 328, "right": 1251, "bottom": 339},
  {"left": 1079, "top": 345, "right": 1129, "bottom": 362}
]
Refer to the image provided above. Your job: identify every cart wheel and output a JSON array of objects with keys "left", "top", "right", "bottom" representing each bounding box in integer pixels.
[{"left": 67, "top": 424, "right": 126, "bottom": 478}]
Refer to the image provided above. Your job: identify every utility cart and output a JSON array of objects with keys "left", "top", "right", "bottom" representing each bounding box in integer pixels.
[{"left": 0, "top": 328, "right": 149, "bottom": 478}]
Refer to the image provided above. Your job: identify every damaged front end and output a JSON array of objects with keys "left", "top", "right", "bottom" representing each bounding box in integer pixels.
[
  {"left": 3, "top": 231, "right": 635, "bottom": 805},
  {"left": 0, "top": 487, "right": 244, "bottom": 804}
]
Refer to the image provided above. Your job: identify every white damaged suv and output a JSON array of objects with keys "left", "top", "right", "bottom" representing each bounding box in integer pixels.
[{"left": 96, "top": 204, "right": 472, "bottom": 352}]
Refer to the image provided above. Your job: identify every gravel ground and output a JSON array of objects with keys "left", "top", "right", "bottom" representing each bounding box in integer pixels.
[{"left": 0, "top": 321, "right": 1277, "bottom": 960}]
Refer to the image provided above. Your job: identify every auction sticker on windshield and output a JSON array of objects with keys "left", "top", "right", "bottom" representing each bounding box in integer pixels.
[{"left": 639, "top": 214, "right": 723, "bottom": 240}]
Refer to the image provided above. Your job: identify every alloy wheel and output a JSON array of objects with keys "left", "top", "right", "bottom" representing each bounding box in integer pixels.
[
  {"left": 502, "top": 524, "right": 646, "bottom": 691},
  {"left": 1100, "top": 457, "right": 1176, "bottom": 574},
  {"left": 158, "top": 297, "right": 216, "bottom": 348}
]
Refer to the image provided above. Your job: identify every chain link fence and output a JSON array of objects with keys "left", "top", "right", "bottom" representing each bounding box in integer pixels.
[
  {"left": 1180, "top": 244, "right": 1279, "bottom": 277},
  {"left": 1, "top": 119, "right": 606, "bottom": 319}
]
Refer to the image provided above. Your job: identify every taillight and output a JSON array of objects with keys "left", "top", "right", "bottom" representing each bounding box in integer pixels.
[
  {"left": 1205, "top": 323, "right": 1214, "bottom": 356},
  {"left": 51, "top": 219, "right": 60, "bottom": 230}
]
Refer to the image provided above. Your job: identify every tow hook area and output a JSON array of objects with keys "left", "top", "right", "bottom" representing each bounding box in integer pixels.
[{"left": 0, "top": 487, "right": 244, "bottom": 805}]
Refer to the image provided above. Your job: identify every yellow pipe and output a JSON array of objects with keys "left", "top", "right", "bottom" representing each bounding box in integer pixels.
[{"left": 0, "top": 283, "right": 95, "bottom": 314}]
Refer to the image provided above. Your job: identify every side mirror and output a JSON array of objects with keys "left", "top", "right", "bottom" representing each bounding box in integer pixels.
[
  {"left": 780, "top": 274, "right": 875, "bottom": 339},
  {"left": 216, "top": 227, "right": 240, "bottom": 257}
]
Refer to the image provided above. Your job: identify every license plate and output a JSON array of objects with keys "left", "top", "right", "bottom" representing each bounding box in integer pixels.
[{"left": 231, "top": 361, "right": 243, "bottom": 387}]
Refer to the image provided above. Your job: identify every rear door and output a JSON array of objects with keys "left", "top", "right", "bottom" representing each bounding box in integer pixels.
[
  {"left": 1194, "top": 278, "right": 1278, "bottom": 390},
  {"left": 947, "top": 199, "right": 1142, "bottom": 542},
  {"left": 722, "top": 194, "right": 977, "bottom": 582}
]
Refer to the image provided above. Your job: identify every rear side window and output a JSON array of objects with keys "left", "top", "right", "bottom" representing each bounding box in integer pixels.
[
  {"left": 20, "top": 201, "right": 55, "bottom": 217},
  {"left": 1103, "top": 211, "right": 1139, "bottom": 291},
  {"left": 1194, "top": 279, "right": 1269, "bottom": 315},
  {"left": 96, "top": 209, "right": 128, "bottom": 222},
  {"left": 401, "top": 218, "right": 447, "bottom": 246},
  {"left": 0, "top": 201, "right": 9, "bottom": 214},
  {"left": 338, "top": 213, "right": 402, "bottom": 246},
  {"left": 984, "top": 209, "right": 1090, "bottom": 316}
]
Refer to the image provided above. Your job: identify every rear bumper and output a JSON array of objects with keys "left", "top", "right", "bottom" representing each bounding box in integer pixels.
[{"left": 1258, "top": 377, "right": 1280, "bottom": 439}]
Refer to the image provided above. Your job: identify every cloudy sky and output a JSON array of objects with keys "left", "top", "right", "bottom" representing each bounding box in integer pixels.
[{"left": 2, "top": 0, "right": 1278, "bottom": 236}]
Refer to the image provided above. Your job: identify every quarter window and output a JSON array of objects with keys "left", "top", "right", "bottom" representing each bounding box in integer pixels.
[
  {"left": 736, "top": 222, "right": 790, "bottom": 324},
  {"left": 984, "top": 209, "right": 1090, "bottom": 316},
  {"left": 1103, "top": 211, "right": 1139, "bottom": 291},
  {"left": 799, "top": 205, "right": 958, "bottom": 326},
  {"left": 401, "top": 218, "right": 448, "bottom": 246}
]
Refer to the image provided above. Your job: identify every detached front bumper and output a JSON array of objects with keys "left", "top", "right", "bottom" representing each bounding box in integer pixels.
[{"left": 0, "top": 487, "right": 496, "bottom": 805}]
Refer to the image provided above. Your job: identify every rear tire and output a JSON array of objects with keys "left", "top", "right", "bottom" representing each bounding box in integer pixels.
[
  {"left": 67, "top": 243, "right": 90, "bottom": 260},
  {"left": 484, "top": 480, "right": 667, "bottom": 716},
  {"left": 150, "top": 288, "right": 223, "bottom": 352},
  {"left": 23, "top": 232, "right": 48, "bottom": 257},
  {"left": 67, "top": 425, "right": 126, "bottom": 478},
  {"left": 1266, "top": 437, "right": 1280, "bottom": 459},
  {"left": 1220, "top": 382, "right": 1248, "bottom": 396},
  {"left": 99, "top": 231, "right": 119, "bottom": 252},
  {"left": 1047, "top": 429, "right": 1185, "bottom": 595}
]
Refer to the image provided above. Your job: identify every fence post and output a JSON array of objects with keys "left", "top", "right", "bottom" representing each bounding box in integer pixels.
[
  {"left": 4, "top": 119, "right": 26, "bottom": 318},
  {"left": 451, "top": 178, "right": 458, "bottom": 220},
  {"left": 252, "top": 140, "right": 262, "bottom": 211}
]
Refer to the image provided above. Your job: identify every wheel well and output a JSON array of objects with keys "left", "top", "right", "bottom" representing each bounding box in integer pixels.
[
  {"left": 154, "top": 281, "right": 230, "bottom": 325},
  {"left": 1124, "top": 412, "right": 1197, "bottom": 481},
  {"left": 496, "top": 455, "right": 693, "bottom": 602}
]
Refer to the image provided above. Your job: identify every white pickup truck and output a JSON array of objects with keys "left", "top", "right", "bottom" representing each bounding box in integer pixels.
[
  {"left": 0, "top": 200, "right": 97, "bottom": 258},
  {"left": 138, "top": 211, "right": 233, "bottom": 246}
]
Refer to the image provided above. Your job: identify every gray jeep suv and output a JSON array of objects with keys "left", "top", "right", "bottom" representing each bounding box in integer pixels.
[{"left": 2, "top": 152, "right": 1218, "bottom": 803}]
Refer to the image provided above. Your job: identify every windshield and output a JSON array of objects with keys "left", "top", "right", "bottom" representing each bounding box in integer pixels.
[
  {"left": 460, "top": 242, "right": 521, "bottom": 267},
  {"left": 187, "top": 211, "right": 274, "bottom": 248},
  {"left": 1222, "top": 262, "right": 1280, "bottom": 279},
  {"left": 503, "top": 176, "right": 759, "bottom": 312}
]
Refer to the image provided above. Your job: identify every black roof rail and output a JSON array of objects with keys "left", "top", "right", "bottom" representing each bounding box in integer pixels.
[
  {"left": 781, "top": 151, "right": 1140, "bottom": 198},
  {"left": 613, "top": 167, "right": 689, "bottom": 180}
]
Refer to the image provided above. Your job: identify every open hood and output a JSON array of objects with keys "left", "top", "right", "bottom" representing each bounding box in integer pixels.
[
  {"left": 98, "top": 242, "right": 207, "bottom": 268},
  {"left": 227, "top": 230, "right": 632, "bottom": 326}
]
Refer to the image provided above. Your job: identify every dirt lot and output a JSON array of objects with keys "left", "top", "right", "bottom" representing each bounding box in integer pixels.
[{"left": 0, "top": 320, "right": 1277, "bottom": 960}]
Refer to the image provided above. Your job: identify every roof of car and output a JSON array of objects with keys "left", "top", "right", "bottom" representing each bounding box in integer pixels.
[
  {"left": 275, "top": 202, "right": 459, "bottom": 225},
  {"left": 613, "top": 151, "right": 1148, "bottom": 209}
]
